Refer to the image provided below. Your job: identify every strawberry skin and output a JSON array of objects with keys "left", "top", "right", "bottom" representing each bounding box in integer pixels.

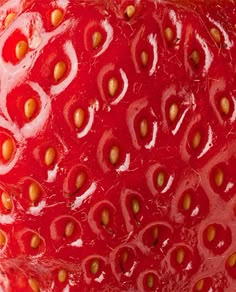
[{"left": 0, "top": 0, "right": 236, "bottom": 291}]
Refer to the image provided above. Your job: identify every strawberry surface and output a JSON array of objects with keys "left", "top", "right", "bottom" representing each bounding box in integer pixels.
[{"left": 0, "top": 0, "right": 236, "bottom": 291}]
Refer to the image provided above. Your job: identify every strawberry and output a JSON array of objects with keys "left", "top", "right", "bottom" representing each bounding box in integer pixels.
[{"left": 0, "top": 0, "right": 236, "bottom": 291}]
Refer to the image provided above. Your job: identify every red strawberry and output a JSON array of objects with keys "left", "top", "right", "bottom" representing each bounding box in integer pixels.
[{"left": 0, "top": 0, "right": 236, "bottom": 291}]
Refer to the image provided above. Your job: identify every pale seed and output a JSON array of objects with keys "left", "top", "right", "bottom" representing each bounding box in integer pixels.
[
  {"left": 140, "top": 51, "right": 149, "bottom": 67},
  {"left": 4, "top": 12, "right": 16, "bottom": 27},
  {"left": 190, "top": 50, "right": 200, "bottom": 66},
  {"left": 92, "top": 31, "right": 102, "bottom": 49},
  {"left": 64, "top": 221, "right": 75, "bottom": 237},
  {"left": 28, "top": 278, "right": 40, "bottom": 292},
  {"left": 109, "top": 145, "right": 120, "bottom": 165},
  {"left": 164, "top": 27, "right": 174, "bottom": 42},
  {"left": 108, "top": 77, "right": 118, "bottom": 97},
  {"left": 220, "top": 96, "right": 230, "bottom": 115},
  {"left": 75, "top": 171, "right": 87, "bottom": 190},
  {"left": 140, "top": 119, "right": 148, "bottom": 138},
  {"left": 74, "top": 108, "right": 85, "bottom": 129},
  {"left": 15, "top": 40, "right": 28, "bottom": 60},
  {"left": 101, "top": 208, "right": 110, "bottom": 226},
  {"left": 228, "top": 253, "right": 236, "bottom": 267},
  {"left": 30, "top": 234, "right": 41, "bottom": 249},
  {"left": 210, "top": 27, "right": 221, "bottom": 43},
  {"left": 44, "top": 147, "right": 56, "bottom": 166},
  {"left": 176, "top": 247, "right": 185, "bottom": 264},
  {"left": 90, "top": 259, "right": 100, "bottom": 275},
  {"left": 24, "top": 98, "right": 37, "bottom": 120},
  {"left": 54, "top": 61, "right": 66, "bottom": 82},
  {"left": 51, "top": 9, "right": 63, "bottom": 27},
  {"left": 2, "top": 138, "right": 14, "bottom": 161},
  {"left": 156, "top": 171, "right": 165, "bottom": 188},
  {"left": 192, "top": 131, "right": 201, "bottom": 149},
  {"left": 125, "top": 5, "right": 136, "bottom": 19},
  {"left": 58, "top": 269, "right": 67, "bottom": 283},
  {"left": 214, "top": 168, "right": 224, "bottom": 187},
  {"left": 169, "top": 103, "right": 179, "bottom": 122},
  {"left": 1, "top": 192, "right": 13, "bottom": 211},
  {"left": 131, "top": 198, "right": 140, "bottom": 215},
  {"left": 29, "top": 182, "right": 41, "bottom": 203},
  {"left": 206, "top": 225, "right": 216, "bottom": 242}
]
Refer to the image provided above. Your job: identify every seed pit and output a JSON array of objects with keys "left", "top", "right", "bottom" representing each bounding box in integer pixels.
[
  {"left": 58, "top": 269, "right": 67, "bottom": 283},
  {"left": 24, "top": 98, "right": 37, "bottom": 120},
  {"left": 1, "top": 192, "right": 13, "bottom": 211},
  {"left": 28, "top": 278, "right": 40, "bottom": 292},
  {"left": 124, "top": 5, "right": 136, "bottom": 19},
  {"left": 51, "top": 9, "right": 63, "bottom": 27},
  {"left": 15, "top": 40, "right": 28, "bottom": 60},
  {"left": 54, "top": 61, "right": 66, "bottom": 82},
  {"left": 4, "top": 12, "right": 16, "bottom": 28},
  {"left": 29, "top": 182, "right": 41, "bottom": 203},
  {"left": 44, "top": 147, "right": 56, "bottom": 166},
  {"left": 108, "top": 77, "right": 119, "bottom": 97},
  {"left": 92, "top": 31, "right": 103, "bottom": 49},
  {"left": 109, "top": 145, "right": 120, "bottom": 165},
  {"left": 2, "top": 138, "right": 14, "bottom": 161}
]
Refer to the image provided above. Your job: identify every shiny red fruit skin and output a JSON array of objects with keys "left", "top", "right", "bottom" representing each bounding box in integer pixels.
[{"left": 0, "top": 0, "right": 236, "bottom": 291}]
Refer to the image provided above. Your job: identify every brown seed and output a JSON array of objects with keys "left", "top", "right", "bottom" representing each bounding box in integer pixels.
[
  {"left": 109, "top": 145, "right": 120, "bottom": 165},
  {"left": 192, "top": 131, "right": 201, "bottom": 149},
  {"left": 169, "top": 103, "right": 179, "bottom": 122},
  {"left": 30, "top": 234, "right": 41, "bottom": 249},
  {"left": 140, "top": 50, "right": 149, "bottom": 67},
  {"left": 156, "top": 171, "right": 165, "bottom": 188},
  {"left": 190, "top": 49, "right": 200, "bottom": 66},
  {"left": 183, "top": 193, "right": 191, "bottom": 211},
  {"left": 121, "top": 250, "right": 129, "bottom": 264},
  {"left": 92, "top": 31, "right": 102, "bottom": 49},
  {"left": 124, "top": 5, "right": 136, "bottom": 19},
  {"left": 90, "top": 259, "right": 100, "bottom": 275},
  {"left": 214, "top": 168, "right": 224, "bottom": 187},
  {"left": 51, "top": 9, "right": 63, "bottom": 27},
  {"left": 4, "top": 12, "right": 16, "bottom": 27},
  {"left": 164, "top": 27, "right": 174, "bottom": 42},
  {"left": 206, "top": 225, "right": 216, "bottom": 242},
  {"left": 74, "top": 108, "right": 85, "bottom": 129},
  {"left": 108, "top": 77, "right": 118, "bottom": 97},
  {"left": 64, "top": 221, "right": 75, "bottom": 237},
  {"left": 58, "top": 269, "right": 67, "bottom": 283},
  {"left": 29, "top": 182, "right": 41, "bottom": 203},
  {"left": 195, "top": 279, "right": 204, "bottom": 291},
  {"left": 228, "top": 253, "right": 236, "bottom": 267},
  {"left": 15, "top": 40, "right": 28, "bottom": 60},
  {"left": 54, "top": 61, "right": 66, "bottom": 81},
  {"left": 152, "top": 226, "right": 159, "bottom": 243},
  {"left": 24, "top": 98, "right": 37, "bottom": 120},
  {"left": 147, "top": 274, "right": 154, "bottom": 289},
  {"left": 44, "top": 147, "right": 56, "bottom": 166},
  {"left": 101, "top": 208, "right": 110, "bottom": 226},
  {"left": 2, "top": 138, "right": 14, "bottom": 161},
  {"left": 220, "top": 96, "right": 230, "bottom": 115},
  {"left": 1, "top": 192, "right": 13, "bottom": 211},
  {"left": 28, "top": 278, "right": 40, "bottom": 292},
  {"left": 0, "top": 230, "right": 6, "bottom": 247},
  {"left": 176, "top": 247, "right": 185, "bottom": 265},
  {"left": 140, "top": 119, "right": 148, "bottom": 138},
  {"left": 210, "top": 27, "right": 221, "bottom": 43},
  {"left": 131, "top": 198, "right": 140, "bottom": 215},
  {"left": 75, "top": 171, "right": 87, "bottom": 190}
]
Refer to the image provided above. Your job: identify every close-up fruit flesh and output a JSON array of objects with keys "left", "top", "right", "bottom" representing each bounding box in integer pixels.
[{"left": 0, "top": 0, "right": 236, "bottom": 291}]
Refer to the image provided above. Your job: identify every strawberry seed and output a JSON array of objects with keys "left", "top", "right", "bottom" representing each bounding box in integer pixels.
[
  {"left": 164, "top": 27, "right": 174, "bottom": 42},
  {"left": 109, "top": 145, "right": 120, "bottom": 165},
  {"left": 214, "top": 167, "right": 224, "bottom": 187},
  {"left": 64, "top": 221, "right": 75, "bottom": 237},
  {"left": 29, "top": 182, "right": 41, "bottom": 203},
  {"left": 156, "top": 171, "right": 165, "bottom": 188},
  {"left": 206, "top": 225, "right": 216, "bottom": 242},
  {"left": 51, "top": 9, "right": 63, "bottom": 27},
  {"left": 125, "top": 5, "right": 136, "bottom": 19},
  {"left": 176, "top": 247, "right": 185, "bottom": 265},
  {"left": 4, "top": 12, "right": 16, "bottom": 27},
  {"left": 108, "top": 77, "right": 118, "bottom": 97},
  {"left": 190, "top": 49, "right": 200, "bottom": 66},
  {"left": 28, "top": 278, "right": 40, "bottom": 292},
  {"left": 183, "top": 193, "right": 191, "bottom": 211},
  {"left": 90, "top": 259, "right": 100, "bottom": 275},
  {"left": 1, "top": 192, "right": 13, "bottom": 211},
  {"left": 58, "top": 269, "right": 68, "bottom": 283},
  {"left": 54, "top": 61, "right": 66, "bottom": 82},
  {"left": 169, "top": 103, "right": 179, "bottom": 122},
  {"left": 227, "top": 253, "right": 236, "bottom": 267},
  {"left": 192, "top": 131, "right": 201, "bottom": 149},
  {"left": 30, "top": 234, "right": 41, "bottom": 249},
  {"left": 75, "top": 171, "right": 87, "bottom": 190},
  {"left": 24, "top": 98, "right": 37, "bottom": 120},
  {"left": 2, "top": 138, "right": 14, "bottom": 161},
  {"left": 220, "top": 96, "right": 230, "bottom": 115},
  {"left": 140, "top": 50, "right": 149, "bottom": 67},
  {"left": 15, "top": 40, "right": 28, "bottom": 60},
  {"left": 92, "top": 31, "right": 102, "bottom": 49},
  {"left": 210, "top": 27, "right": 221, "bottom": 44},
  {"left": 195, "top": 279, "right": 204, "bottom": 291},
  {"left": 101, "top": 208, "right": 110, "bottom": 226},
  {"left": 0, "top": 230, "right": 6, "bottom": 247},
  {"left": 146, "top": 273, "right": 154, "bottom": 289},
  {"left": 74, "top": 108, "right": 85, "bottom": 129},
  {"left": 131, "top": 198, "right": 140, "bottom": 215},
  {"left": 44, "top": 147, "right": 56, "bottom": 166},
  {"left": 140, "top": 119, "right": 148, "bottom": 138}
]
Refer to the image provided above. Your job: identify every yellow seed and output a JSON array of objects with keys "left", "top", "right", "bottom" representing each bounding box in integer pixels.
[
  {"left": 2, "top": 138, "right": 14, "bottom": 161},
  {"left": 44, "top": 147, "right": 56, "bottom": 166},
  {"left": 28, "top": 278, "right": 40, "bottom": 292},
  {"left": 125, "top": 5, "right": 136, "bottom": 19},
  {"left": 169, "top": 103, "right": 179, "bottom": 122},
  {"left": 190, "top": 50, "right": 200, "bottom": 66},
  {"left": 192, "top": 131, "right": 201, "bottom": 149},
  {"left": 101, "top": 208, "right": 110, "bottom": 226},
  {"left": 206, "top": 225, "right": 216, "bottom": 242},
  {"left": 1, "top": 192, "right": 13, "bottom": 211},
  {"left": 214, "top": 168, "right": 224, "bottom": 187},
  {"left": 15, "top": 40, "right": 28, "bottom": 60},
  {"left": 29, "top": 182, "right": 41, "bottom": 203},
  {"left": 147, "top": 274, "right": 154, "bottom": 289},
  {"left": 156, "top": 171, "right": 165, "bottom": 188},
  {"left": 108, "top": 77, "right": 118, "bottom": 97},
  {"left": 228, "top": 253, "right": 236, "bottom": 267},
  {"left": 121, "top": 250, "right": 129, "bottom": 263},
  {"left": 0, "top": 230, "right": 6, "bottom": 247},
  {"left": 109, "top": 145, "right": 120, "bottom": 165},
  {"left": 140, "top": 50, "right": 149, "bottom": 67},
  {"left": 30, "top": 234, "right": 41, "bottom": 249},
  {"left": 54, "top": 61, "right": 66, "bottom": 81},
  {"left": 64, "top": 221, "right": 75, "bottom": 237},
  {"left": 210, "top": 27, "right": 221, "bottom": 43},
  {"left": 51, "top": 9, "right": 63, "bottom": 27},
  {"left": 4, "top": 12, "right": 16, "bottom": 27},
  {"left": 176, "top": 247, "right": 185, "bottom": 265},
  {"left": 164, "top": 27, "right": 174, "bottom": 42},
  {"left": 140, "top": 119, "right": 148, "bottom": 138},
  {"left": 90, "top": 259, "right": 100, "bottom": 275},
  {"left": 58, "top": 269, "right": 67, "bottom": 283},
  {"left": 195, "top": 279, "right": 204, "bottom": 291},
  {"left": 75, "top": 171, "right": 87, "bottom": 190},
  {"left": 131, "top": 198, "right": 140, "bottom": 215},
  {"left": 92, "top": 31, "right": 102, "bottom": 49},
  {"left": 220, "top": 97, "right": 230, "bottom": 115},
  {"left": 183, "top": 193, "right": 191, "bottom": 211},
  {"left": 74, "top": 108, "right": 85, "bottom": 129},
  {"left": 24, "top": 98, "right": 37, "bottom": 120}
]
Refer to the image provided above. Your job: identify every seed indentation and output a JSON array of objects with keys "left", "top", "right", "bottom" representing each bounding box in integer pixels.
[
  {"left": 58, "top": 269, "right": 67, "bottom": 283},
  {"left": 108, "top": 77, "right": 118, "bottom": 97},
  {"left": 2, "top": 138, "right": 14, "bottom": 161},
  {"left": 51, "top": 9, "right": 63, "bottom": 27},
  {"left": 109, "top": 145, "right": 120, "bottom": 165},
  {"left": 74, "top": 108, "right": 85, "bottom": 129},
  {"left": 30, "top": 234, "right": 41, "bottom": 249},
  {"left": 24, "top": 98, "right": 37, "bottom": 120},
  {"left": 125, "top": 5, "right": 136, "bottom": 19},
  {"left": 4, "top": 12, "right": 16, "bottom": 27},
  {"left": 64, "top": 221, "right": 75, "bottom": 237},
  {"left": 92, "top": 31, "right": 102, "bottom": 49},
  {"left": 220, "top": 97, "right": 230, "bottom": 115},
  {"left": 15, "top": 40, "right": 28, "bottom": 60},
  {"left": 29, "top": 182, "right": 41, "bottom": 203},
  {"left": 1, "top": 192, "right": 13, "bottom": 211},
  {"left": 54, "top": 61, "right": 66, "bottom": 82},
  {"left": 44, "top": 147, "right": 56, "bottom": 166}
]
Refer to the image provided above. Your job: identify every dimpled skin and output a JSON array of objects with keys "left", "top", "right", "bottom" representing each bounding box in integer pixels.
[{"left": 0, "top": 0, "right": 235, "bottom": 291}]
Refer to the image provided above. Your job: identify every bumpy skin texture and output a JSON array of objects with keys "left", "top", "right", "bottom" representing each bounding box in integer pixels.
[{"left": 0, "top": 0, "right": 236, "bottom": 291}]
